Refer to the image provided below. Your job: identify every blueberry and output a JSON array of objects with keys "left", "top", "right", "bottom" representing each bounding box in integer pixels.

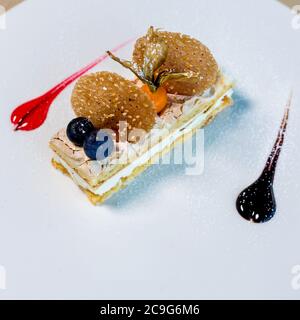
[
  {"left": 83, "top": 130, "right": 114, "bottom": 161},
  {"left": 66, "top": 117, "right": 94, "bottom": 147}
]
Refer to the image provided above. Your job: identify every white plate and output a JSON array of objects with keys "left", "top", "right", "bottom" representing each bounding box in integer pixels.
[{"left": 0, "top": 0, "right": 300, "bottom": 299}]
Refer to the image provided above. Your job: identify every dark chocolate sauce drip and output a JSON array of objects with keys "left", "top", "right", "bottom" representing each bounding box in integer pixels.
[{"left": 236, "top": 94, "right": 292, "bottom": 223}]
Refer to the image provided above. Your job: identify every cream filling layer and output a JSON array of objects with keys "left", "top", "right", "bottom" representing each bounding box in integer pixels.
[{"left": 53, "top": 89, "right": 233, "bottom": 196}]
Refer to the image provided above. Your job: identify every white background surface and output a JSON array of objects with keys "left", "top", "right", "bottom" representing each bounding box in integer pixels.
[{"left": 0, "top": 0, "right": 300, "bottom": 299}]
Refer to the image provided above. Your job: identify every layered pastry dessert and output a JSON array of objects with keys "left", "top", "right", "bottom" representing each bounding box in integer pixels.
[{"left": 49, "top": 27, "right": 234, "bottom": 204}]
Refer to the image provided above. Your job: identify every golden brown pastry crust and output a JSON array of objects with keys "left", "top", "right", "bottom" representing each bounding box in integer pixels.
[
  {"left": 50, "top": 73, "right": 233, "bottom": 191},
  {"left": 51, "top": 91, "right": 233, "bottom": 205}
]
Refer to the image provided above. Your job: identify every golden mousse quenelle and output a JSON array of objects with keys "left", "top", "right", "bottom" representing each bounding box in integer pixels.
[{"left": 49, "top": 27, "right": 234, "bottom": 204}]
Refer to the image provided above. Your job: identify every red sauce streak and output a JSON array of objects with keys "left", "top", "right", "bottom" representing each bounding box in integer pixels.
[{"left": 11, "top": 39, "right": 133, "bottom": 131}]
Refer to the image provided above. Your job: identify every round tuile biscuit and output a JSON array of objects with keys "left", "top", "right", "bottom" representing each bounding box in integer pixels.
[
  {"left": 133, "top": 30, "right": 218, "bottom": 96},
  {"left": 71, "top": 72, "right": 156, "bottom": 137}
]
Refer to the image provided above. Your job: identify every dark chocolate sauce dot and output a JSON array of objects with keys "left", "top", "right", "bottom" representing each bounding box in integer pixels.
[{"left": 236, "top": 170, "right": 276, "bottom": 223}]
